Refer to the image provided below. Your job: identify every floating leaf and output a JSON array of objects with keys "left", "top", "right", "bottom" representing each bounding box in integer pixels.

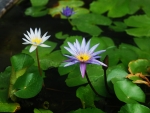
[
  {"left": 30, "top": 0, "right": 49, "bottom": 7},
  {"left": 71, "top": 13, "right": 112, "bottom": 36},
  {"left": 0, "top": 103, "right": 20, "bottom": 112},
  {"left": 119, "top": 104, "right": 150, "bottom": 113},
  {"left": 128, "top": 59, "right": 150, "bottom": 74},
  {"left": 68, "top": 108, "right": 105, "bottom": 113},
  {"left": 25, "top": 7, "right": 48, "bottom": 17},
  {"left": 124, "top": 15, "right": 150, "bottom": 37},
  {"left": 55, "top": 31, "right": 69, "bottom": 39},
  {"left": 76, "top": 86, "right": 95, "bottom": 108},
  {"left": 34, "top": 108, "right": 53, "bottom": 113},
  {"left": 40, "top": 50, "right": 66, "bottom": 70},
  {"left": 13, "top": 72, "right": 43, "bottom": 98},
  {"left": 113, "top": 80, "right": 145, "bottom": 103}
]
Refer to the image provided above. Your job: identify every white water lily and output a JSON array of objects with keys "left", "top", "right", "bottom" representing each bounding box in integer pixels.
[{"left": 22, "top": 28, "right": 50, "bottom": 52}]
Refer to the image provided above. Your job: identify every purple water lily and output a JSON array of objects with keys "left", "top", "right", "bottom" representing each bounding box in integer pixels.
[
  {"left": 61, "top": 6, "right": 75, "bottom": 17},
  {"left": 63, "top": 38, "right": 107, "bottom": 78}
]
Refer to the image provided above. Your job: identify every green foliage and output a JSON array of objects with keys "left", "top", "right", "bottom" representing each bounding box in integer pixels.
[
  {"left": 13, "top": 71, "right": 43, "bottom": 98},
  {"left": 68, "top": 108, "right": 105, "bottom": 113},
  {"left": 25, "top": 0, "right": 49, "bottom": 17},
  {"left": 119, "top": 104, "right": 150, "bottom": 113},
  {"left": 0, "top": 103, "right": 20, "bottom": 112},
  {"left": 34, "top": 108, "right": 53, "bottom": 113},
  {"left": 113, "top": 80, "right": 145, "bottom": 103},
  {"left": 71, "top": 13, "right": 112, "bottom": 36},
  {"left": 128, "top": 59, "right": 150, "bottom": 74}
]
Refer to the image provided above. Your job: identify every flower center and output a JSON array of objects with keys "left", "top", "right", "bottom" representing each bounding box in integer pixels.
[
  {"left": 31, "top": 38, "right": 42, "bottom": 45},
  {"left": 76, "top": 54, "right": 90, "bottom": 62}
]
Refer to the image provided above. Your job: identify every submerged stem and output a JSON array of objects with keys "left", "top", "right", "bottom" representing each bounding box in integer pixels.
[
  {"left": 85, "top": 71, "right": 105, "bottom": 98},
  {"left": 36, "top": 47, "right": 42, "bottom": 76}
]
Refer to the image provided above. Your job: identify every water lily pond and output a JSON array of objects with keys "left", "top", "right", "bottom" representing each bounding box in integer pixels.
[{"left": 1, "top": 0, "right": 150, "bottom": 113}]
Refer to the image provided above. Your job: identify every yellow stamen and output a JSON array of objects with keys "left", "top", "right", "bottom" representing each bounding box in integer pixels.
[
  {"left": 76, "top": 54, "right": 90, "bottom": 62},
  {"left": 31, "top": 38, "right": 42, "bottom": 45}
]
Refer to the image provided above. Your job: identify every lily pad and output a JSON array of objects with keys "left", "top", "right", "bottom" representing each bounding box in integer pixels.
[
  {"left": 128, "top": 59, "right": 150, "bottom": 74},
  {"left": 113, "top": 80, "right": 145, "bottom": 103},
  {"left": 119, "top": 104, "right": 150, "bottom": 113}
]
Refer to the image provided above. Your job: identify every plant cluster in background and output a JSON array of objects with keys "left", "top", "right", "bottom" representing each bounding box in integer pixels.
[{"left": 1, "top": 0, "right": 150, "bottom": 113}]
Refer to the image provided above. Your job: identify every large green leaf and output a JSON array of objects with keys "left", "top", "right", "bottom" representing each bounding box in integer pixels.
[
  {"left": 13, "top": 72, "right": 43, "bottom": 98},
  {"left": 124, "top": 15, "right": 150, "bottom": 37},
  {"left": 113, "top": 80, "right": 145, "bottom": 103},
  {"left": 31, "top": 0, "right": 49, "bottom": 7},
  {"left": 0, "top": 103, "right": 20, "bottom": 112},
  {"left": 76, "top": 86, "right": 95, "bottom": 108},
  {"left": 68, "top": 108, "right": 105, "bottom": 113},
  {"left": 71, "top": 13, "right": 112, "bottom": 36},
  {"left": 90, "top": 0, "right": 130, "bottom": 18},
  {"left": 40, "top": 50, "right": 66, "bottom": 70},
  {"left": 0, "top": 67, "right": 11, "bottom": 102},
  {"left": 34, "top": 108, "right": 53, "bottom": 113},
  {"left": 128, "top": 59, "right": 150, "bottom": 74},
  {"left": 119, "top": 104, "right": 150, "bottom": 113},
  {"left": 65, "top": 64, "right": 104, "bottom": 87},
  {"left": 119, "top": 44, "right": 138, "bottom": 66},
  {"left": 11, "top": 53, "right": 34, "bottom": 72}
]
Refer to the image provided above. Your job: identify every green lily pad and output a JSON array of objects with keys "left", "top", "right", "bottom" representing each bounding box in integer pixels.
[
  {"left": 124, "top": 15, "right": 150, "bottom": 37},
  {"left": 90, "top": 0, "right": 130, "bottom": 18},
  {"left": 113, "top": 80, "right": 145, "bottom": 103},
  {"left": 128, "top": 59, "right": 150, "bottom": 74},
  {"left": 71, "top": 13, "right": 112, "bottom": 36},
  {"left": 68, "top": 108, "right": 105, "bottom": 113},
  {"left": 76, "top": 86, "right": 95, "bottom": 108},
  {"left": 119, "top": 104, "right": 150, "bottom": 113},
  {"left": 0, "top": 103, "right": 20, "bottom": 112},
  {"left": 13, "top": 72, "right": 43, "bottom": 98},
  {"left": 31, "top": 0, "right": 49, "bottom": 7},
  {"left": 55, "top": 31, "right": 69, "bottom": 39}
]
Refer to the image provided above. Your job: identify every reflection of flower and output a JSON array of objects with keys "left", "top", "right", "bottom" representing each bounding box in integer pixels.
[
  {"left": 64, "top": 38, "right": 107, "bottom": 78},
  {"left": 22, "top": 28, "right": 50, "bottom": 52},
  {"left": 61, "top": 6, "right": 75, "bottom": 17}
]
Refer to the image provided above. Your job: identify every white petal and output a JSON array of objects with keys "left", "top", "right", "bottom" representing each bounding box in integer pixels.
[
  {"left": 64, "top": 61, "right": 78, "bottom": 67},
  {"left": 22, "top": 42, "right": 30, "bottom": 44},
  {"left": 24, "top": 33, "right": 31, "bottom": 41},
  {"left": 22, "top": 38, "right": 31, "bottom": 43},
  {"left": 89, "top": 44, "right": 99, "bottom": 54},
  {"left": 37, "top": 28, "right": 41, "bottom": 37},
  {"left": 40, "top": 44, "right": 50, "bottom": 47},
  {"left": 68, "top": 42, "right": 77, "bottom": 55},
  {"left": 84, "top": 39, "right": 91, "bottom": 53},
  {"left": 29, "top": 45, "right": 37, "bottom": 52},
  {"left": 75, "top": 39, "right": 81, "bottom": 52},
  {"left": 91, "top": 50, "right": 106, "bottom": 56},
  {"left": 64, "top": 46, "right": 76, "bottom": 56},
  {"left": 42, "top": 35, "right": 50, "bottom": 43},
  {"left": 81, "top": 38, "right": 86, "bottom": 52}
]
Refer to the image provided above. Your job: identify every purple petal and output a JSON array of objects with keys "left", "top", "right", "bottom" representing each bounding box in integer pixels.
[
  {"left": 64, "top": 46, "right": 77, "bottom": 56},
  {"left": 81, "top": 38, "right": 86, "bottom": 52},
  {"left": 80, "top": 63, "right": 86, "bottom": 78},
  {"left": 91, "top": 50, "right": 106, "bottom": 57},
  {"left": 85, "top": 39, "right": 91, "bottom": 53},
  {"left": 89, "top": 44, "right": 99, "bottom": 54},
  {"left": 64, "top": 61, "right": 78, "bottom": 67},
  {"left": 88, "top": 59, "right": 107, "bottom": 67}
]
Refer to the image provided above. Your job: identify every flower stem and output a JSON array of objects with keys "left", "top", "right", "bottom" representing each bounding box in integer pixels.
[
  {"left": 36, "top": 47, "right": 42, "bottom": 76},
  {"left": 85, "top": 71, "right": 105, "bottom": 98},
  {"left": 102, "top": 55, "right": 114, "bottom": 95}
]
